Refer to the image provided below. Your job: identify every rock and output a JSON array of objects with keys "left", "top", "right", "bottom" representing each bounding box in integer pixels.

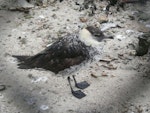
[
  {"left": 99, "top": 58, "right": 112, "bottom": 63},
  {"left": 136, "top": 33, "right": 150, "bottom": 56},
  {"left": 138, "top": 25, "right": 150, "bottom": 33},
  {"left": 9, "top": 0, "right": 34, "bottom": 12},
  {"left": 128, "top": 15, "right": 135, "bottom": 20},
  {"left": 99, "top": 56, "right": 118, "bottom": 63},
  {"left": 0, "top": 85, "right": 6, "bottom": 91},
  {"left": 102, "top": 64, "right": 117, "bottom": 70},
  {"left": 52, "top": 14, "right": 57, "bottom": 19},
  {"left": 48, "top": 0, "right": 57, "bottom": 3},
  {"left": 111, "top": 75, "right": 116, "bottom": 77},
  {"left": 98, "top": 15, "right": 108, "bottom": 24},
  {"left": 129, "top": 50, "right": 136, "bottom": 56},
  {"left": 79, "top": 17, "right": 87, "bottom": 23},
  {"left": 90, "top": 73, "right": 98, "bottom": 78},
  {"left": 101, "top": 71, "right": 108, "bottom": 76},
  {"left": 19, "top": 38, "right": 27, "bottom": 45},
  {"left": 42, "top": 0, "right": 48, "bottom": 6}
]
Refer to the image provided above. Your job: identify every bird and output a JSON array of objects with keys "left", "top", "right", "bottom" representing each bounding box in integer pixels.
[{"left": 13, "top": 26, "right": 113, "bottom": 74}]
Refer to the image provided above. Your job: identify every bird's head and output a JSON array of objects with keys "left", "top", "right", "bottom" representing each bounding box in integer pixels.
[{"left": 79, "top": 26, "right": 111, "bottom": 47}]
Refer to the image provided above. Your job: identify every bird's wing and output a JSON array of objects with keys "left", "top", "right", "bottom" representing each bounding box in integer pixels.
[
  {"left": 13, "top": 34, "right": 89, "bottom": 73},
  {"left": 33, "top": 35, "right": 88, "bottom": 59},
  {"left": 26, "top": 34, "right": 88, "bottom": 65}
]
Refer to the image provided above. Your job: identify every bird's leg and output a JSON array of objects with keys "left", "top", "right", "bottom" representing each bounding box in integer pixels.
[
  {"left": 67, "top": 76, "right": 74, "bottom": 92},
  {"left": 72, "top": 75, "right": 78, "bottom": 86}
]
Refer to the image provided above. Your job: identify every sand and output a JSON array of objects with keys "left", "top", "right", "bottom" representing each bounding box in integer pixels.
[{"left": 0, "top": 0, "right": 150, "bottom": 113}]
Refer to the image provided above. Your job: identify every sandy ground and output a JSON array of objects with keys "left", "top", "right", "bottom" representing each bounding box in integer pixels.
[{"left": 0, "top": 0, "right": 150, "bottom": 113}]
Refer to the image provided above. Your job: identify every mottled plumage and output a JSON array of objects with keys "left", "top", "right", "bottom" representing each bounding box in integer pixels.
[{"left": 13, "top": 26, "right": 112, "bottom": 73}]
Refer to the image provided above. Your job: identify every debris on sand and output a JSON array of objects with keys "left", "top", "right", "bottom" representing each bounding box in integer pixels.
[
  {"left": 100, "top": 22, "right": 120, "bottom": 31},
  {"left": 40, "top": 105, "right": 49, "bottom": 111},
  {"left": 79, "top": 17, "right": 88, "bottom": 23},
  {"left": 101, "top": 71, "right": 108, "bottom": 77},
  {"left": 97, "top": 14, "right": 108, "bottom": 24},
  {"left": 136, "top": 33, "right": 150, "bottom": 56},
  {"left": 0, "top": 85, "right": 6, "bottom": 91},
  {"left": 102, "top": 64, "right": 117, "bottom": 70},
  {"left": 28, "top": 74, "right": 48, "bottom": 83},
  {"left": 90, "top": 73, "right": 98, "bottom": 78}
]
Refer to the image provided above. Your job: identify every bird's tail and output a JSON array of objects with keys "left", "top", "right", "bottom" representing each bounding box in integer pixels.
[{"left": 12, "top": 55, "right": 32, "bottom": 69}]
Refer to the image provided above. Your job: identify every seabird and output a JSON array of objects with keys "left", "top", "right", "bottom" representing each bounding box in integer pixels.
[{"left": 13, "top": 26, "right": 113, "bottom": 74}]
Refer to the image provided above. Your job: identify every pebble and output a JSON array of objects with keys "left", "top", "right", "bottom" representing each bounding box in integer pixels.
[
  {"left": 102, "top": 64, "right": 117, "bottom": 70},
  {"left": 0, "top": 85, "right": 6, "bottom": 91},
  {"left": 52, "top": 14, "right": 57, "bottom": 19},
  {"left": 90, "top": 73, "right": 98, "bottom": 78},
  {"left": 101, "top": 71, "right": 108, "bottom": 76},
  {"left": 98, "top": 15, "right": 108, "bottom": 24},
  {"left": 79, "top": 17, "right": 87, "bottom": 23}
]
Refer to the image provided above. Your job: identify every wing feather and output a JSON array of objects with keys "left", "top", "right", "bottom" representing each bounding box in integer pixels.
[{"left": 13, "top": 34, "right": 89, "bottom": 73}]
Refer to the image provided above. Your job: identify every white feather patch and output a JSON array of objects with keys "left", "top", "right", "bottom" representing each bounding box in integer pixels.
[{"left": 79, "top": 28, "right": 100, "bottom": 46}]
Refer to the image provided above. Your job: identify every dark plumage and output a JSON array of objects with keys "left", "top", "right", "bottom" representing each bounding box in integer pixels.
[
  {"left": 13, "top": 34, "right": 89, "bottom": 73},
  {"left": 13, "top": 26, "right": 112, "bottom": 73}
]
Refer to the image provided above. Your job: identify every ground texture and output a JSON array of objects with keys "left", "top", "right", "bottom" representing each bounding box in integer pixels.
[{"left": 0, "top": 0, "right": 150, "bottom": 113}]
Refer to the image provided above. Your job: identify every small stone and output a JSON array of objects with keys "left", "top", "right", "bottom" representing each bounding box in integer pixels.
[
  {"left": 128, "top": 14, "right": 135, "bottom": 20},
  {"left": 129, "top": 50, "right": 136, "bottom": 56},
  {"left": 79, "top": 17, "right": 87, "bottom": 23},
  {"left": 6, "top": 20, "right": 11, "bottom": 23},
  {"left": 0, "top": 85, "right": 6, "bottom": 91},
  {"left": 101, "top": 71, "right": 108, "bottom": 76},
  {"left": 52, "top": 14, "right": 57, "bottom": 19},
  {"left": 102, "top": 64, "right": 117, "bottom": 70},
  {"left": 90, "top": 73, "right": 97, "bottom": 78},
  {"left": 137, "top": 24, "right": 150, "bottom": 33},
  {"left": 18, "top": 36, "right": 21, "bottom": 39},
  {"left": 111, "top": 75, "right": 116, "bottom": 77},
  {"left": 66, "top": 19, "right": 70, "bottom": 21},
  {"left": 28, "top": 74, "right": 34, "bottom": 78},
  {"left": 8, "top": 34, "right": 12, "bottom": 37},
  {"left": 99, "top": 58, "right": 112, "bottom": 63},
  {"left": 20, "top": 38, "right": 27, "bottom": 45},
  {"left": 98, "top": 15, "right": 108, "bottom": 24}
]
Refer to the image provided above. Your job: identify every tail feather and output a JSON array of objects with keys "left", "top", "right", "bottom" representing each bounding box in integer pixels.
[
  {"left": 17, "top": 63, "right": 32, "bottom": 69},
  {"left": 12, "top": 55, "right": 29, "bottom": 62},
  {"left": 12, "top": 55, "right": 32, "bottom": 69}
]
